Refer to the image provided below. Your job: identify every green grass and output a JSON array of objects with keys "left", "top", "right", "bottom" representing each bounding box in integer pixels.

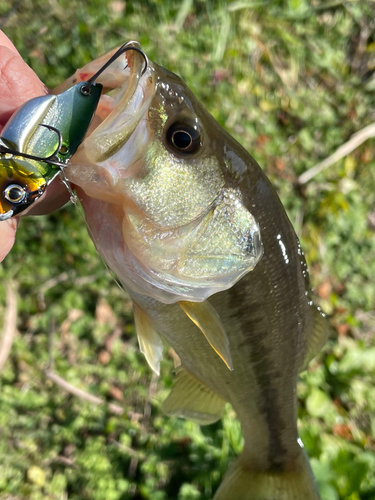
[{"left": 1, "top": 1, "right": 375, "bottom": 499}]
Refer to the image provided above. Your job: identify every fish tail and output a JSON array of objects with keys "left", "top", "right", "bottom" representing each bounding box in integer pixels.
[{"left": 214, "top": 450, "right": 321, "bottom": 500}]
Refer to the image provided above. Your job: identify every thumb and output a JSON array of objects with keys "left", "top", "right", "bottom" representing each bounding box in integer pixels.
[
  {"left": 0, "top": 218, "right": 18, "bottom": 262},
  {"left": 0, "top": 31, "right": 46, "bottom": 260},
  {"left": 0, "top": 43, "right": 48, "bottom": 129}
]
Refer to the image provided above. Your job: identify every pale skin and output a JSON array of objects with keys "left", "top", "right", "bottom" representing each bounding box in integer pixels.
[{"left": 0, "top": 31, "right": 69, "bottom": 262}]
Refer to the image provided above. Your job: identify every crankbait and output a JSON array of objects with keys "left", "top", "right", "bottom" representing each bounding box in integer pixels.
[{"left": 0, "top": 42, "right": 147, "bottom": 221}]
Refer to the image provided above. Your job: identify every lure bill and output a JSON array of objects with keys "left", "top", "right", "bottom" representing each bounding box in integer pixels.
[{"left": 0, "top": 42, "right": 148, "bottom": 221}]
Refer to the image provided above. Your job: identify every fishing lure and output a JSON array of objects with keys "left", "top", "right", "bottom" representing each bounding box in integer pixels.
[{"left": 0, "top": 42, "right": 147, "bottom": 221}]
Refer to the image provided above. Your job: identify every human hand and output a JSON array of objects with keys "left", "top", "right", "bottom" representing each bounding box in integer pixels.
[{"left": 0, "top": 31, "right": 70, "bottom": 262}]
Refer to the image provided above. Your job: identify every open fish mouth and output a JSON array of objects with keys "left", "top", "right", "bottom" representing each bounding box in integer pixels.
[
  {"left": 82, "top": 44, "right": 153, "bottom": 165},
  {"left": 66, "top": 45, "right": 156, "bottom": 205},
  {"left": 66, "top": 41, "right": 156, "bottom": 191}
]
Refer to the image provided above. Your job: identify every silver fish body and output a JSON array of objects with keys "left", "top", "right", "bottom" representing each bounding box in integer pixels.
[{"left": 64, "top": 44, "right": 327, "bottom": 499}]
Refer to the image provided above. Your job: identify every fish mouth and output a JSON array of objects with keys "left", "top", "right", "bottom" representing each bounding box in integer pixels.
[
  {"left": 67, "top": 42, "right": 155, "bottom": 176},
  {"left": 84, "top": 43, "right": 152, "bottom": 163},
  {"left": 67, "top": 42, "right": 156, "bottom": 192}
]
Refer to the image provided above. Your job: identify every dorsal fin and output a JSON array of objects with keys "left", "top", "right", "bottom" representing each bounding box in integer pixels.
[
  {"left": 179, "top": 300, "right": 233, "bottom": 370},
  {"left": 133, "top": 303, "right": 163, "bottom": 375}
]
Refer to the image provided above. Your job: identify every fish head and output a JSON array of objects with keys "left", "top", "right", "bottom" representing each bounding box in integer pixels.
[{"left": 67, "top": 45, "right": 263, "bottom": 303}]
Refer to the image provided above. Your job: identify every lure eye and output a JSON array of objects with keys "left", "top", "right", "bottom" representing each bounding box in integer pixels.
[
  {"left": 4, "top": 184, "right": 26, "bottom": 204},
  {"left": 166, "top": 122, "right": 201, "bottom": 154}
]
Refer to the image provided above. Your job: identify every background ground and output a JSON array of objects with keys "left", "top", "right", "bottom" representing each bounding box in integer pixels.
[{"left": 1, "top": 1, "right": 375, "bottom": 499}]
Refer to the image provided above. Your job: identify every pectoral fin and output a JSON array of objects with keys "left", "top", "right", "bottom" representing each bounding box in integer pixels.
[
  {"left": 300, "top": 305, "right": 329, "bottom": 372},
  {"left": 162, "top": 368, "right": 226, "bottom": 425},
  {"left": 179, "top": 300, "right": 233, "bottom": 370},
  {"left": 133, "top": 303, "right": 163, "bottom": 375}
]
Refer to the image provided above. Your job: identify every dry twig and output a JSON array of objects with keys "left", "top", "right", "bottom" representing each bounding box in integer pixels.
[
  {"left": 45, "top": 320, "right": 124, "bottom": 415},
  {"left": 298, "top": 121, "right": 375, "bottom": 184},
  {"left": 37, "top": 271, "right": 96, "bottom": 309},
  {"left": 45, "top": 369, "right": 124, "bottom": 415},
  {"left": 0, "top": 282, "right": 17, "bottom": 372}
]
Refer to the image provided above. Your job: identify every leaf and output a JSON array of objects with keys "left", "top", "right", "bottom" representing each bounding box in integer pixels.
[
  {"left": 306, "top": 388, "right": 332, "bottom": 418},
  {"left": 338, "top": 347, "right": 375, "bottom": 375}
]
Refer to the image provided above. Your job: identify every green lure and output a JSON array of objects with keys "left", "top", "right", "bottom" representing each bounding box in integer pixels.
[
  {"left": 0, "top": 42, "right": 148, "bottom": 221},
  {"left": 0, "top": 81, "right": 102, "bottom": 220}
]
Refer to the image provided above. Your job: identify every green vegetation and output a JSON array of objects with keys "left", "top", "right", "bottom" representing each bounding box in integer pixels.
[{"left": 1, "top": 1, "right": 375, "bottom": 499}]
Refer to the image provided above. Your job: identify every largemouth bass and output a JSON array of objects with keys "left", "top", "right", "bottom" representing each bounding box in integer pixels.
[{"left": 61, "top": 43, "right": 328, "bottom": 500}]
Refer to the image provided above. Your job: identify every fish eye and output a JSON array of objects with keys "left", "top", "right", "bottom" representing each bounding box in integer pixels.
[
  {"left": 4, "top": 184, "right": 26, "bottom": 204},
  {"left": 166, "top": 122, "right": 201, "bottom": 154}
]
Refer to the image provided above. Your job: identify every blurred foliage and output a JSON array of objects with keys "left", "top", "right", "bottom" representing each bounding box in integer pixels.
[{"left": 1, "top": 0, "right": 375, "bottom": 499}]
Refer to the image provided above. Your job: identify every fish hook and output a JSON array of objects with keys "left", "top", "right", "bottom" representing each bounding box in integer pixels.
[
  {"left": 0, "top": 123, "right": 67, "bottom": 168},
  {"left": 81, "top": 43, "right": 149, "bottom": 94},
  {"left": 38, "top": 124, "right": 64, "bottom": 160}
]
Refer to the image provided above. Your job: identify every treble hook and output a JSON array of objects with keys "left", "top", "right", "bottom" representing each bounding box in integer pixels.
[
  {"left": 81, "top": 43, "right": 148, "bottom": 94},
  {"left": 38, "top": 124, "right": 64, "bottom": 160},
  {"left": 0, "top": 123, "right": 66, "bottom": 168}
]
